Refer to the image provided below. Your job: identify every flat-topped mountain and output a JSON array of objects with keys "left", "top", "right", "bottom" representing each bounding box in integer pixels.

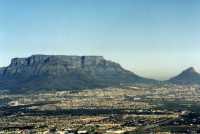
[
  {"left": 169, "top": 67, "right": 200, "bottom": 85},
  {"left": 0, "top": 55, "right": 155, "bottom": 92}
]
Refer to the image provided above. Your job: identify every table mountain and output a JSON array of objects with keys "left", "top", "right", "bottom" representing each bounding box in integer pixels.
[
  {"left": 0, "top": 55, "right": 155, "bottom": 92},
  {"left": 169, "top": 67, "right": 200, "bottom": 85}
]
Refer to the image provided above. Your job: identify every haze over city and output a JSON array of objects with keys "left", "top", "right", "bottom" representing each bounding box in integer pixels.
[{"left": 1, "top": 0, "right": 200, "bottom": 80}]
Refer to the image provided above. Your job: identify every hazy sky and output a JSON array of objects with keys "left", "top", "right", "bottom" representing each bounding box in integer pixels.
[{"left": 1, "top": 0, "right": 200, "bottom": 80}]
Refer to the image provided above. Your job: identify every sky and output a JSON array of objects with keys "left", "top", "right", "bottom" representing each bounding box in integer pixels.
[{"left": 0, "top": 0, "right": 200, "bottom": 80}]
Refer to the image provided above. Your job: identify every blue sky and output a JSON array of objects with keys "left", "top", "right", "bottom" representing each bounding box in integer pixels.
[{"left": 0, "top": 0, "right": 200, "bottom": 80}]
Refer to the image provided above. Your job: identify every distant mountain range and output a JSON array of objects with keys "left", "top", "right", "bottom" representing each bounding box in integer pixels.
[
  {"left": 0, "top": 55, "right": 199, "bottom": 92},
  {"left": 0, "top": 55, "right": 155, "bottom": 92}
]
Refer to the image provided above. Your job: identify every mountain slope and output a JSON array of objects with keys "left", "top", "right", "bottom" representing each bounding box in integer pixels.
[
  {"left": 169, "top": 67, "right": 200, "bottom": 85},
  {"left": 0, "top": 55, "right": 155, "bottom": 92}
]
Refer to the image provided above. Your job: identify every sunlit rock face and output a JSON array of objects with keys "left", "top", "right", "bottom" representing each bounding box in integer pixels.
[{"left": 0, "top": 55, "right": 155, "bottom": 92}]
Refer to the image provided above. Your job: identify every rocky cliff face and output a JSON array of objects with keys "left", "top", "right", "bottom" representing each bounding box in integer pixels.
[{"left": 0, "top": 55, "right": 154, "bottom": 92}]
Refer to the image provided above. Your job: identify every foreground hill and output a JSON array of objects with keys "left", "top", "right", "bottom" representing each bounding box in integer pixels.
[
  {"left": 0, "top": 55, "right": 155, "bottom": 92},
  {"left": 169, "top": 67, "right": 200, "bottom": 85}
]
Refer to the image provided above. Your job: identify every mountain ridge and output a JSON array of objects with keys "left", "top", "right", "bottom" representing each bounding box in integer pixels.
[
  {"left": 0, "top": 54, "right": 156, "bottom": 92},
  {"left": 1, "top": 55, "right": 200, "bottom": 92},
  {"left": 169, "top": 67, "right": 200, "bottom": 85}
]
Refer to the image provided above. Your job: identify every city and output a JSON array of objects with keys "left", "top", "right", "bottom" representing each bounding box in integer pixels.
[{"left": 0, "top": 84, "right": 200, "bottom": 133}]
